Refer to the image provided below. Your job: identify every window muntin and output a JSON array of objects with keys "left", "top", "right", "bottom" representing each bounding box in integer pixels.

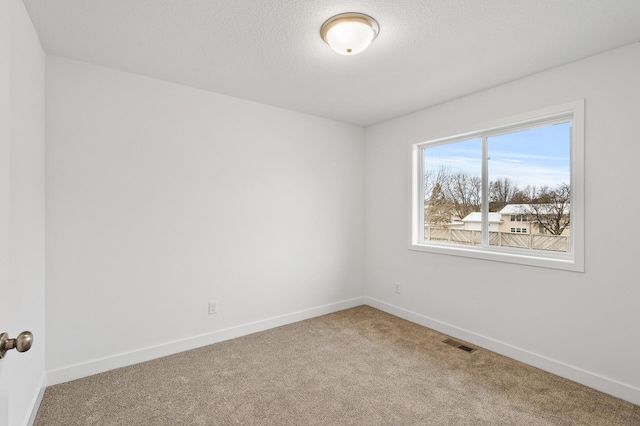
[{"left": 410, "top": 101, "right": 584, "bottom": 272}]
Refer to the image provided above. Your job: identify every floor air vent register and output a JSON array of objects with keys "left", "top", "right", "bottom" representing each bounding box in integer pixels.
[{"left": 443, "top": 338, "right": 477, "bottom": 353}]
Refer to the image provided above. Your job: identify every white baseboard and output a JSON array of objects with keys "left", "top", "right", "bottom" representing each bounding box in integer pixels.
[
  {"left": 364, "top": 297, "right": 640, "bottom": 406},
  {"left": 46, "top": 297, "right": 365, "bottom": 387}
]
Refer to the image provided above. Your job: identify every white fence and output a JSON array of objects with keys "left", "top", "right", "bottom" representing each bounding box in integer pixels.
[{"left": 424, "top": 227, "right": 569, "bottom": 252}]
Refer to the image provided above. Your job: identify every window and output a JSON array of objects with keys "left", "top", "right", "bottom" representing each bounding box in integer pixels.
[{"left": 410, "top": 101, "right": 584, "bottom": 271}]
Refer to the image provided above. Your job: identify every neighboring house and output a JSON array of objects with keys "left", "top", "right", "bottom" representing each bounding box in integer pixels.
[
  {"left": 448, "top": 212, "right": 503, "bottom": 232},
  {"left": 497, "top": 204, "right": 570, "bottom": 236},
  {"left": 441, "top": 204, "right": 570, "bottom": 236}
]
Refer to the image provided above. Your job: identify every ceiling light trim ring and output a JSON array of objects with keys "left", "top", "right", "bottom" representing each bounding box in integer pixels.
[
  {"left": 320, "top": 12, "right": 380, "bottom": 44},
  {"left": 320, "top": 12, "right": 380, "bottom": 55}
]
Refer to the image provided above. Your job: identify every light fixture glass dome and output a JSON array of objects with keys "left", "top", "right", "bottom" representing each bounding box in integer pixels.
[{"left": 321, "top": 13, "right": 379, "bottom": 55}]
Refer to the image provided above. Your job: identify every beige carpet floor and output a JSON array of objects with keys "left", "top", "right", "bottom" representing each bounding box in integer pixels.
[{"left": 34, "top": 306, "right": 639, "bottom": 425}]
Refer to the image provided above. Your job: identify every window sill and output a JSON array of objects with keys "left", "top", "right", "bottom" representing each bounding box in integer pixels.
[{"left": 409, "top": 241, "right": 584, "bottom": 272}]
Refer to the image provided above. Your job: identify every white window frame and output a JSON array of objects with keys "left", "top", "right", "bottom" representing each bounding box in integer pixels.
[{"left": 409, "top": 100, "right": 585, "bottom": 272}]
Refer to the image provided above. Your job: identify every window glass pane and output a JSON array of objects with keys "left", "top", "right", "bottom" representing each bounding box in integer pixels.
[
  {"left": 487, "top": 122, "right": 571, "bottom": 252},
  {"left": 423, "top": 138, "right": 482, "bottom": 246}
]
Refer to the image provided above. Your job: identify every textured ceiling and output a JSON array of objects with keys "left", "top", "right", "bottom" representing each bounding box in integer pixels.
[{"left": 23, "top": 0, "right": 640, "bottom": 126}]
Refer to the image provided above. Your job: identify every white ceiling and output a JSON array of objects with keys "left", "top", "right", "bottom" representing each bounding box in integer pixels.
[{"left": 23, "top": 0, "right": 640, "bottom": 127}]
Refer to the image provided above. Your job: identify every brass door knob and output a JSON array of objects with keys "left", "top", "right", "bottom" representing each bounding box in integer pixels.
[{"left": 0, "top": 331, "right": 33, "bottom": 359}]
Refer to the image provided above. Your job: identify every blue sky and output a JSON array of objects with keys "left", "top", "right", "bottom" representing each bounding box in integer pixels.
[{"left": 423, "top": 121, "right": 571, "bottom": 189}]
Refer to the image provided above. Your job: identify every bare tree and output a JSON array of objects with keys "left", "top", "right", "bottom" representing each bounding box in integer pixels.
[
  {"left": 489, "top": 177, "right": 518, "bottom": 212},
  {"left": 424, "top": 167, "right": 484, "bottom": 223},
  {"left": 424, "top": 166, "right": 452, "bottom": 225},
  {"left": 520, "top": 183, "right": 571, "bottom": 235},
  {"left": 445, "top": 172, "right": 481, "bottom": 220},
  {"left": 423, "top": 166, "right": 446, "bottom": 200},
  {"left": 510, "top": 185, "right": 538, "bottom": 204},
  {"left": 425, "top": 182, "right": 451, "bottom": 224}
]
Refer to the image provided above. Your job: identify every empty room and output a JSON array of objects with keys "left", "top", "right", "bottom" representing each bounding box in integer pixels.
[{"left": 2, "top": 0, "right": 640, "bottom": 424}]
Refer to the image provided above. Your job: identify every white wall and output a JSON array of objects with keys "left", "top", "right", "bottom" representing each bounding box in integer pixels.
[
  {"left": 45, "top": 56, "right": 365, "bottom": 381},
  {"left": 364, "top": 43, "right": 640, "bottom": 404},
  {"left": 0, "top": 0, "right": 46, "bottom": 425}
]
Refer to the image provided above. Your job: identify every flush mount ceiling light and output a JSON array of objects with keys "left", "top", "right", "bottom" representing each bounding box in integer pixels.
[{"left": 320, "top": 12, "right": 379, "bottom": 55}]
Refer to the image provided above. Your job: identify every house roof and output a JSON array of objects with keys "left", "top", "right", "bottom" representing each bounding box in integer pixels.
[
  {"left": 461, "top": 212, "right": 502, "bottom": 223},
  {"left": 499, "top": 204, "right": 570, "bottom": 215},
  {"left": 499, "top": 204, "right": 532, "bottom": 214}
]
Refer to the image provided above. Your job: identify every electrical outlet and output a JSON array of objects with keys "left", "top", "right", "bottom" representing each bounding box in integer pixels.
[
  {"left": 208, "top": 300, "right": 218, "bottom": 315},
  {"left": 395, "top": 283, "right": 401, "bottom": 294}
]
